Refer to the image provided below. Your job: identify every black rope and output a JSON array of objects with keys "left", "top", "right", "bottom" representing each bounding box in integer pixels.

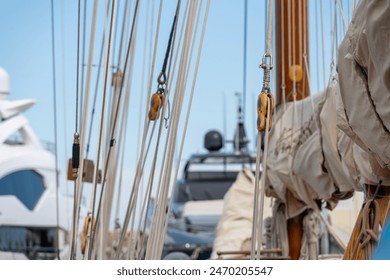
[{"left": 161, "top": 11, "right": 178, "bottom": 75}]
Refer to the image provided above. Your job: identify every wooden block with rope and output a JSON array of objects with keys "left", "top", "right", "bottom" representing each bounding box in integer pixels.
[{"left": 343, "top": 183, "right": 390, "bottom": 260}]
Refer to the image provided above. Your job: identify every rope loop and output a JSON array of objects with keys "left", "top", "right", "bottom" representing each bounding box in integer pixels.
[{"left": 157, "top": 71, "right": 167, "bottom": 86}]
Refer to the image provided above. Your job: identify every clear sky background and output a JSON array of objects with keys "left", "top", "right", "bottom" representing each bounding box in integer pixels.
[{"left": 0, "top": 0, "right": 354, "bottom": 227}]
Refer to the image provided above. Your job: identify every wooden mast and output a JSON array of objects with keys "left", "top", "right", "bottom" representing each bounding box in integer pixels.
[
  {"left": 276, "top": 0, "right": 309, "bottom": 105},
  {"left": 275, "top": 0, "right": 309, "bottom": 260}
]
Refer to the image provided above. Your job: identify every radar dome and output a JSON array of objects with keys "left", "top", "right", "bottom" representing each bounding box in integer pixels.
[{"left": 204, "top": 130, "right": 223, "bottom": 152}]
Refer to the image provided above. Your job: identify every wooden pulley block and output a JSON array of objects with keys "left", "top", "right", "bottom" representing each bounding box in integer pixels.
[
  {"left": 257, "top": 92, "right": 275, "bottom": 132},
  {"left": 81, "top": 215, "right": 91, "bottom": 255},
  {"left": 81, "top": 214, "right": 96, "bottom": 255},
  {"left": 148, "top": 92, "right": 163, "bottom": 121},
  {"left": 289, "top": 65, "right": 303, "bottom": 82}
]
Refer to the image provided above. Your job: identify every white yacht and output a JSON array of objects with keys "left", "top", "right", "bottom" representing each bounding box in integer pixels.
[{"left": 0, "top": 67, "right": 69, "bottom": 260}]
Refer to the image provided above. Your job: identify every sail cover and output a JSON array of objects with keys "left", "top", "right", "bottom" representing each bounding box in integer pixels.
[
  {"left": 211, "top": 168, "right": 272, "bottom": 259},
  {"left": 338, "top": 0, "right": 390, "bottom": 168},
  {"left": 264, "top": 0, "right": 390, "bottom": 218}
]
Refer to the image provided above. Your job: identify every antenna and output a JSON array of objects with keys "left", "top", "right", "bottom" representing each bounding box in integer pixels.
[
  {"left": 243, "top": 0, "right": 248, "bottom": 122},
  {"left": 233, "top": 92, "right": 249, "bottom": 153}
]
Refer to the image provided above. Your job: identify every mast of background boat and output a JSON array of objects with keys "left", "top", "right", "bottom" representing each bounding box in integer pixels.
[{"left": 275, "top": 0, "right": 309, "bottom": 260}]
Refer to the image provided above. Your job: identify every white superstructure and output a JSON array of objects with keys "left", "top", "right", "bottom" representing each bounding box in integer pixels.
[{"left": 0, "top": 67, "right": 69, "bottom": 260}]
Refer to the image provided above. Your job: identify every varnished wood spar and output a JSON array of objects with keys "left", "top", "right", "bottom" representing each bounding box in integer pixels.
[
  {"left": 287, "top": 213, "right": 304, "bottom": 260},
  {"left": 275, "top": 0, "right": 309, "bottom": 105},
  {"left": 275, "top": 0, "right": 309, "bottom": 260}
]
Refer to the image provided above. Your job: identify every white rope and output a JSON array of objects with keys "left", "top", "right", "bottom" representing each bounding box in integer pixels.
[
  {"left": 115, "top": 0, "right": 164, "bottom": 258},
  {"left": 265, "top": 0, "right": 273, "bottom": 55},
  {"left": 281, "top": 1, "right": 286, "bottom": 112},
  {"left": 251, "top": 132, "right": 263, "bottom": 260},
  {"left": 251, "top": 97, "right": 272, "bottom": 260},
  {"left": 337, "top": 0, "right": 348, "bottom": 31},
  {"left": 86, "top": 0, "right": 118, "bottom": 260},
  {"left": 303, "top": 54, "right": 317, "bottom": 119},
  {"left": 106, "top": 0, "right": 142, "bottom": 259},
  {"left": 298, "top": 0, "right": 303, "bottom": 70},
  {"left": 146, "top": 0, "right": 197, "bottom": 259},
  {"left": 320, "top": 0, "right": 326, "bottom": 90},
  {"left": 136, "top": 0, "right": 190, "bottom": 259},
  {"left": 287, "top": 0, "right": 292, "bottom": 69},
  {"left": 69, "top": 0, "right": 99, "bottom": 259},
  {"left": 162, "top": 0, "right": 210, "bottom": 255},
  {"left": 315, "top": 0, "right": 320, "bottom": 93}
]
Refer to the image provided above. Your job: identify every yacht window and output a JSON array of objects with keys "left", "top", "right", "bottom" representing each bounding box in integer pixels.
[
  {"left": 176, "top": 179, "right": 235, "bottom": 202},
  {"left": 0, "top": 170, "right": 45, "bottom": 210}
]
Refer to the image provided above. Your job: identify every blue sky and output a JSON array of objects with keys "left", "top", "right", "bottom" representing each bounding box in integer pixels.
[{"left": 0, "top": 0, "right": 353, "bottom": 226}]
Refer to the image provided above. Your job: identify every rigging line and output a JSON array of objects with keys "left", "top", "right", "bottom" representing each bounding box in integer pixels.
[
  {"left": 115, "top": 0, "right": 164, "bottom": 254},
  {"left": 135, "top": 176, "right": 154, "bottom": 259},
  {"left": 69, "top": 0, "right": 83, "bottom": 260},
  {"left": 331, "top": 0, "right": 337, "bottom": 71},
  {"left": 299, "top": 0, "right": 302, "bottom": 69},
  {"left": 138, "top": 117, "right": 168, "bottom": 259},
  {"left": 116, "top": 0, "right": 131, "bottom": 67},
  {"left": 315, "top": 0, "right": 320, "bottom": 93},
  {"left": 79, "top": 0, "right": 87, "bottom": 131},
  {"left": 320, "top": 0, "right": 326, "bottom": 89},
  {"left": 70, "top": 0, "right": 99, "bottom": 260},
  {"left": 281, "top": 0, "right": 286, "bottom": 112},
  {"left": 243, "top": 0, "right": 247, "bottom": 122},
  {"left": 162, "top": 0, "right": 210, "bottom": 248},
  {"left": 158, "top": 0, "right": 203, "bottom": 256},
  {"left": 60, "top": 0, "right": 70, "bottom": 235},
  {"left": 265, "top": 0, "right": 273, "bottom": 55},
  {"left": 50, "top": 0, "right": 60, "bottom": 260},
  {"left": 86, "top": 34, "right": 105, "bottom": 158},
  {"left": 256, "top": 99, "right": 271, "bottom": 260},
  {"left": 337, "top": 0, "right": 348, "bottom": 32},
  {"left": 110, "top": 26, "right": 141, "bottom": 259},
  {"left": 287, "top": 0, "right": 292, "bottom": 69},
  {"left": 251, "top": 125, "right": 263, "bottom": 260},
  {"left": 157, "top": 1, "right": 202, "bottom": 252},
  {"left": 303, "top": 54, "right": 317, "bottom": 127},
  {"left": 115, "top": 122, "right": 155, "bottom": 259},
  {"left": 140, "top": 0, "right": 190, "bottom": 258},
  {"left": 137, "top": 0, "right": 152, "bottom": 163},
  {"left": 140, "top": 0, "right": 164, "bottom": 139},
  {"left": 163, "top": 1, "right": 182, "bottom": 127},
  {"left": 165, "top": 0, "right": 190, "bottom": 102},
  {"left": 75, "top": 0, "right": 81, "bottom": 133},
  {"left": 147, "top": 4, "right": 193, "bottom": 258},
  {"left": 89, "top": 0, "right": 141, "bottom": 255},
  {"left": 87, "top": 0, "right": 118, "bottom": 260},
  {"left": 161, "top": 0, "right": 181, "bottom": 75},
  {"left": 292, "top": 0, "right": 296, "bottom": 96},
  {"left": 152, "top": 1, "right": 200, "bottom": 258},
  {"left": 134, "top": 1, "right": 154, "bottom": 231},
  {"left": 145, "top": 80, "right": 178, "bottom": 259},
  {"left": 110, "top": 99, "right": 129, "bottom": 258}
]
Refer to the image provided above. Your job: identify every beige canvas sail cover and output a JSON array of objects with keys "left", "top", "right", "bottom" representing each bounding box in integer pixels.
[
  {"left": 338, "top": 0, "right": 390, "bottom": 168},
  {"left": 211, "top": 168, "right": 272, "bottom": 259},
  {"left": 264, "top": 0, "right": 390, "bottom": 218}
]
